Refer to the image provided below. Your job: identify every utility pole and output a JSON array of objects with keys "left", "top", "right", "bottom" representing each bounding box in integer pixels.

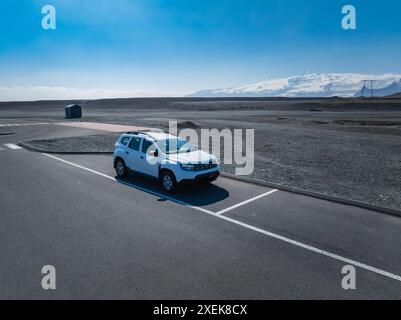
[
  {"left": 370, "top": 80, "right": 374, "bottom": 97},
  {"left": 361, "top": 80, "right": 367, "bottom": 97},
  {"left": 361, "top": 80, "right": 375, "bottom": 97}
]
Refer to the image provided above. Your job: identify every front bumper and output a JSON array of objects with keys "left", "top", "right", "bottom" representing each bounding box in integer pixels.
[{"left": 179, "top": 170, "right": 220, "bottom": 184}]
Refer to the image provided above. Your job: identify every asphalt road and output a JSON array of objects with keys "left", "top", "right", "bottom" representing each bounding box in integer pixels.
[{"left": 1, "top": 120, "right": 401, "bottom": 299}]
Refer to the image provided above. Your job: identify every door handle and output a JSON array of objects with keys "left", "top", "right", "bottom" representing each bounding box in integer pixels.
[
  {"left": 126, "top": 151, "right": 129, "bottom": 154},
  {"left": 140, "top": 156, "right": 144, "bottom": 159}
]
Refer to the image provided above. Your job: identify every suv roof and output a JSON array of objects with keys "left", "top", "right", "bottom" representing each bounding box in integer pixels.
[{"left": 123, "top": 131, "right": 177, "bottom": 141}]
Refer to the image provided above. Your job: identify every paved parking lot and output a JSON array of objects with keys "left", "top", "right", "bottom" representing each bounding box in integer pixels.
[{"left": 1, "top": 121, "right": 401, "bottom": 299}]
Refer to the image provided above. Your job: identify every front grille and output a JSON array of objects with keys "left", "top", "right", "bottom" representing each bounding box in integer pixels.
[{"left": 193, "top": 163, "right": 218, "bottom": 171}]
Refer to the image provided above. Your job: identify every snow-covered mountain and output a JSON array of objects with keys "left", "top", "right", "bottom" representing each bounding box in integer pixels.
[{"left": 189, "top": 73, "right": 401, "bottom": 98}]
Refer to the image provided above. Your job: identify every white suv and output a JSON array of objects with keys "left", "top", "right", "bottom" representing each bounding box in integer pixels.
[{"left": 113, "top": 131, "right": 220, "bottom": 192}]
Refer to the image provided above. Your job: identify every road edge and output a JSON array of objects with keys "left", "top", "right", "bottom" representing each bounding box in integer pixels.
[{"left": 221, "top": 172, "right": 401, "bottom": 219}]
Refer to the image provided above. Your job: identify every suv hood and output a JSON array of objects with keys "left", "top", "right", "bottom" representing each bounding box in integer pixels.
[{"left": 167, "top": 150, "right": 216, "bottom": 164}]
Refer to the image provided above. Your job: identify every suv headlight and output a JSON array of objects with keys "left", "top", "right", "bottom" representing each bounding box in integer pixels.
[{"left": 179, "top": 163, "right": 196, "bottom": 171}]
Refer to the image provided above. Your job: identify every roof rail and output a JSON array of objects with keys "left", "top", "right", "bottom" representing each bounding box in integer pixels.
[{"left": 126, "top": 129, "right": 165, "bottom": 135}]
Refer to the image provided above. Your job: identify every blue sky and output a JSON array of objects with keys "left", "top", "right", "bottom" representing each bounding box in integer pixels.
[{"left": 0, "top": 0, "right": 401, "bottom": 99}]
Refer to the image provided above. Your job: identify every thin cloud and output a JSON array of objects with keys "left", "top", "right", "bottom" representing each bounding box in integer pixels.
[{"left": 0, "top": 86, "right": 181, "bottom": 101}]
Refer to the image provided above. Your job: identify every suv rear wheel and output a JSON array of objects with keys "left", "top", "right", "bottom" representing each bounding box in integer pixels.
[
  {"left": 160, "top": 170, "right": 177, "bottom": 193},
  {"left": 115, "top": 158, "right": 128, "bottom": 178}
]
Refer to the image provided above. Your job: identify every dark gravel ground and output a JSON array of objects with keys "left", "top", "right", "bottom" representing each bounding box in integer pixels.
[
  {"left": 25, "top": 133, "right": 120, "bottom": 153},
  {"left": 3, "top": 97, "right": 401, "bottom": 211}
]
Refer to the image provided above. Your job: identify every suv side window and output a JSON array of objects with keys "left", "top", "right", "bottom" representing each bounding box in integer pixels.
[
  {"left": 129, "top": 137, "right": 142, "bottom": 151},
  {"left": 121, "top": 136, "right": 130, "bottom": 145},
  {"left": 142, "top": 140, "right": 153, "bottom": 153}
]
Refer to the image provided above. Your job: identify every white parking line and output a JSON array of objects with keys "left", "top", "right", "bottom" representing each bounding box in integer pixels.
[
  {"left": 41, "top": 153, "right": 401, "bottom": 283},
  {"left": 4, "top": 143, "right": 22, "bottom": 150},
  {"left": 0, "top": 123, "right": 51, "bottom": 127},
  {"left": 216, "top": 214, "right": 401, "bottom": 282},
  {"left": 215, "top": 189, "right": 278, "bottom": 215}
]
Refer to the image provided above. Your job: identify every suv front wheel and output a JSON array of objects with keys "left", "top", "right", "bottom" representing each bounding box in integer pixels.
[
  {"left": 115, "top": 158, "right": 129, "bottom": 178},
  {"left": 160, "top": 170, "right": 178, "bottom": 193}
]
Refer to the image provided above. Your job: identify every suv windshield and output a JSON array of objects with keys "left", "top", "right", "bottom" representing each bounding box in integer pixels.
[{"left": 156, "top": 138, "right": 197, "bottom": 154}]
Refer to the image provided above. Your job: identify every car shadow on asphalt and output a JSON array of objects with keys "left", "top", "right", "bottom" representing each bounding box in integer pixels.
[{"left": 116, "top": 173, "right": 229, "bottom": 207}]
